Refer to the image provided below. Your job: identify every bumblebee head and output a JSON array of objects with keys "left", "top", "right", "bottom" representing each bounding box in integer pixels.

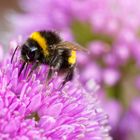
[{"left": 21, "top": 41, "right": 40, "bottom": 62}]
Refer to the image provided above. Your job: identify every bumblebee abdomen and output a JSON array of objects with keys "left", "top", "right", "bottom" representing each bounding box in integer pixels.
[{"left": 57, "top": 49, "right": 76, "bottom": 69}]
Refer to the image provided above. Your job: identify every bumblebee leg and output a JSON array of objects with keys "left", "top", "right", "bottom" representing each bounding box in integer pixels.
[
  {"left": 53, "top": 58, "right": 62, "bottom": 70},
  {"left": 46, "top": 55, "right": 58, "bottom": 82},
  {"left": 46, "top": 67, "right": 54, "bottom": 82},
  {"left": 18, "top": 61, "right": 26, "bottom": 77},
  {"left": 11, "top": 45, "right": 19, "bottom": 63},
  {"left": 49, "top": 52, "right": 60, "bottom": 66},
  {"left": 27, "top": 61, "right": 40, "bottom": 79},
  {"left": 46, "top": 55, "right": 62, "bottom": 83},
  {"left": 60, "top": 66, "right": 74, "bottom": 88}
]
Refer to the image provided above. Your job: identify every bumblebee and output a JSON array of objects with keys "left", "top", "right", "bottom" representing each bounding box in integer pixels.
[{"left": 11, "top": 30, "right": 86, "bottom": 87}]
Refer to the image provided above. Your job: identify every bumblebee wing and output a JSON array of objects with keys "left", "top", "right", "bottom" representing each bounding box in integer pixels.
[{"left": 56, "top": 41, "right": 87, "bottom": 52}]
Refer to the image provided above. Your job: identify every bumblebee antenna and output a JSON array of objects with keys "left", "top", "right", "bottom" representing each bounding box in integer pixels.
[{"left": 11, "top": 45, "right": 19, "bottom": 63}]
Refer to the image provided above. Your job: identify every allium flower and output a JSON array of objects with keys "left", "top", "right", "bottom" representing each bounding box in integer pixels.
[
  {"left": 0, "top": 44, "right": 111, "bottom": 139},
  {"left": 116, "top": 98, "right": 140, "bottom": 140},
  {"left": 9, "top": 0, "right": 140, "bottom": 139}
]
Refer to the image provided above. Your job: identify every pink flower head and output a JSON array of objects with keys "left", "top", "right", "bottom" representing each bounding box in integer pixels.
[{"left": 0, "top": 43, "right": 111, "bottom": 140}]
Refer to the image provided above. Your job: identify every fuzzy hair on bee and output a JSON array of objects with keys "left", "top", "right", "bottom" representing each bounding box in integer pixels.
[{"left": 11, "top": 30, "right": 86, "bottom": 88}]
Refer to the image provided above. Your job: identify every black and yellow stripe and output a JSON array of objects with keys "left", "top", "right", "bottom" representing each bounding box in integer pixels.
[
  {"left": 30, "top": 32, "right": 49, "bottom": 56},
  {"left": 68, "top": 50, "right": 76, "bottom": 64}
]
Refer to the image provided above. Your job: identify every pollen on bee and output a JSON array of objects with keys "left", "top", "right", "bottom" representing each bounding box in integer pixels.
[{"left": 68, "top": 50, "right": 76, "bottom": 64}]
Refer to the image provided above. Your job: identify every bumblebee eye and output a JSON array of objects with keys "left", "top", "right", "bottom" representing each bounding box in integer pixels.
[
  {"left": 28, "top": 50, "right": 35, "bottom": 59},
  {"left": 28, "top": 47, "right": 38, "bottom": 60},
  {"left": 30, "top": 47, "right": 38, "bottom": 52}
]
